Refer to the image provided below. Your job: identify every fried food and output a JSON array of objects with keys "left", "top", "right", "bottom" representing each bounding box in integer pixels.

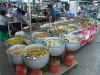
[
  {"left": 33, "top": 33, "right": 49, "bottom": 38},
  {"left": 24, "top": 47, "right": 48, "bottom": 58}
]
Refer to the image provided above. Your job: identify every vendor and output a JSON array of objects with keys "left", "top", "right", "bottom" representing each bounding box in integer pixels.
[
  {"left": 11, "top": 10, "right": 29, "bottom": 31},
  {"left": 42, "top": 9, "right": 50, "bottom": 23},
  {"left": 64, "top": 3, "right": 70, "bottom": 20},
  {"left": 0, "top": 10, "right": 8, "bottom": 33},
  {"left": 43, "top": 9, "right": 50, "bottom": 17},
  {"left": 19, "top": 10, "right": 29, "bottom": 27}
]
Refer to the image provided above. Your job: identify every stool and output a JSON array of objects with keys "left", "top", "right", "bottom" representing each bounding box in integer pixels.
[{"left": 0, "top": 31, "right": 9, "bottom": 42}]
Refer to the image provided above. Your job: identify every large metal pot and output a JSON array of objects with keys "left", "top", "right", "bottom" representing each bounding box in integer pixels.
[
  {"left": 32, "top": 31, "right": 50, "bottom": 44},
  {"left": 5, "top": 37, "right": 23, "bottom": 49},
  {"left": 44, "top": 37, "right": 65, "bottom": 56},
  {"left": 62, "top": 35, "right": 80, "bottom": 51},
  {"left": 22, "top": 44, "right": 49, "bottom": 69},
  {"left": 7, "top": 44, "right": 26, "bottom": 65}
]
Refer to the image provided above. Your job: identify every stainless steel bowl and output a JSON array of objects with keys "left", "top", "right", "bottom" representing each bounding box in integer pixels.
[{"left": 44, "top": 37, "right": 65, "bottom": 56}]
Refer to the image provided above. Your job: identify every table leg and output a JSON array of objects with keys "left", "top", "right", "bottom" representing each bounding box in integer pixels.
[{"left": 8, "top": 23, "right": 11, "bottom": 37}]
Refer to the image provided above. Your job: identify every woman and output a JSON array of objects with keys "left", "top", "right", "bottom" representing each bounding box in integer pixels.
[
  {"left": 48, "top": 4, "right": 56, "bottom": 23},
  {"left": 64, "top": 3, "right": 70, "bottom": 20},
  {"left": 3, "top": 3, "right": 8, "bottom": 14},
  {"left": 0, "top": 10, "right": 8, "bottom": 33},
  {"left": 43, "top": 9, "right": 49, "bottom": 17}
]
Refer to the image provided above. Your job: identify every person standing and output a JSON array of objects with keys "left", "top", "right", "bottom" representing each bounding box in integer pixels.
[
  {"left": 0, "top": 10, "right": 8, "bottom": 33},
  {"left": 3, "top": 3, "right": 8, "bottom": 14},
  {"left": 64, "top": 3, "right": 70, "bottom": 20},
  {"left": 19, "top": 10, "right": 29, "bottom": 27},
  {"left": 48, "top": 4, "right": 56, "bottom": 23},
  {"left": 8, "top": 4, "right": 12, "bottom": 14}
]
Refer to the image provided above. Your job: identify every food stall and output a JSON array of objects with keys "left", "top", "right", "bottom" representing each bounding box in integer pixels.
[
  {"left": 5, "top": 0, "right": 100, "bottom": 75},
  {"left": 5, "top": 15, "right": 99, "bottom": 75}
]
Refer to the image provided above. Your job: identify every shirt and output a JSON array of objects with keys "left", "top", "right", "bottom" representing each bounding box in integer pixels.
[
  {"left": 4, "top": 6, "right": 8, "bottom": 14},
  {"left": 49, "top": 8, "right": 56, "bottom": 16},
  {"left": 20, "top": 15, "right": 28, "bottom": 24},
  {"left": 0, "top": 15, "right": 7, "bottom": 25},
  {"left": 8, "top": 8, "right": 12, "bottom": 14}
]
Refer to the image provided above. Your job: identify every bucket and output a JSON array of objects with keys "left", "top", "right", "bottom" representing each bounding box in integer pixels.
[
  {"left": 16, "top": 64, "right": 27, "bottom": 75},
  {"left": 49, "top": 61, "right": 60, "bottom": 74},
  {"left": 64, "top": 52, "right": 74, "bottom": 67}
]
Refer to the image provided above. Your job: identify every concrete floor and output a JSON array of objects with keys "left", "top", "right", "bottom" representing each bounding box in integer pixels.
[{"left": 0, "top": 26, "right": 100, "bottom": 75}]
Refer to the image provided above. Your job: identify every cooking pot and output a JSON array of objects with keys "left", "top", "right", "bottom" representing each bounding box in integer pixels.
[
  {"left": 62, "top": 34, "right": 80, "bottom": 51},
  {"left": 44, "top": 37, "right": 65, "bottom": 56},
  {"left": 7, "top": 44, "right": 26, "bottom": 65},
  {"left": 32, "top": 31, "right": 50, "bottom": 44},
  {"left": 5, "top": 37, "right": 23, "bottom": 49},
  {"left": 22, "top": 44, "right": 49, "bottom": 69}
]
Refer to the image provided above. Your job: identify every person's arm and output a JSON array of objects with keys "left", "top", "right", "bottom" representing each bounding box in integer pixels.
[{"left": 19, "top": 16, "right": 29, "bottom": 26}]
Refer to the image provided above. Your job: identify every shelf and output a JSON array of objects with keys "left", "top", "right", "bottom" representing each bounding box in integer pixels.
[{"left": 44, "top": 60, "right": 78, "bottom": 75}]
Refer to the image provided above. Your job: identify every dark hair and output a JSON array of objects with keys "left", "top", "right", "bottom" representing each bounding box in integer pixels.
[
  {"left": 8, "top": 4, "right": 11, "bottom": 7},
  {"left": 48, "top": 4, "right": 52, "bottom": 8},
  {"left": 21, "top": 10, "right": 26, "bottom": 15},
  {"left": 44, "top": 9, "right": 46, "bottom": 12},
  {"left": 65, "top": 3, "right": 69, "bottom": 11},
  {"left": 17, "top": 8, "right": 21, "bottom": 12},
  {"left": 0, "top": 10, "right": 6, "bottom": 16},
  {"left": 3, "top": 3, "right": 6, "bottom": 7}
]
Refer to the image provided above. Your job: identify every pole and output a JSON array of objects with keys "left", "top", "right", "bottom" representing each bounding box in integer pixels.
[
  {"left": 29, "top": 0, "right": 32, "bottom": 44},
  {"left": 33, "top": 0, "right": 35, "bottom": 11}
]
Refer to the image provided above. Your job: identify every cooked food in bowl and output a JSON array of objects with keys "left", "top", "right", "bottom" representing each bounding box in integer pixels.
[
  {"left": 8, "top": 47, "right": 24, "bottom": 56},
  {"left": 53, "top": 29, "right": 64, "bottom": 34},
  {"left": 45, "top": 39, "right": 64, "bottom": 46},
  {"left": 24, "top": 47, "right": 48, "bottom": 58},
  {"left": 65, "top": 38, "right": 79, "bottom": 43},
  {"left": 61, "top": 27, "right": 74, "bottom": 32},
  {"left": 6, "top": 38, "right": 23, "bottom": 45},
  {"left": 33, "top": 33, "right": 49, "bottom": 38}
]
